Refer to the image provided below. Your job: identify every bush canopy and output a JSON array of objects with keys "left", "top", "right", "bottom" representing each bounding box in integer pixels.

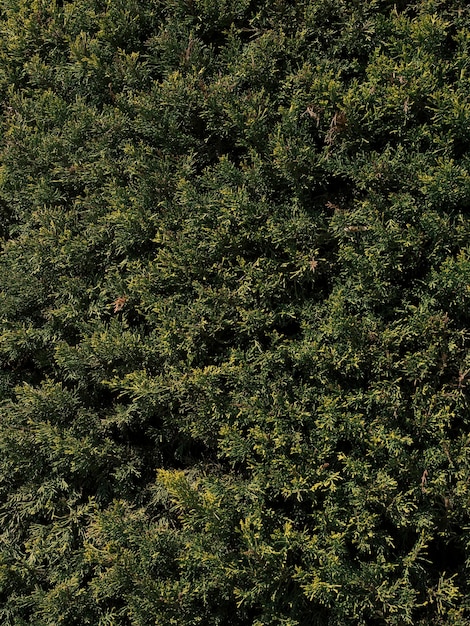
[{"left": 0, "top": 0, "right": 469, "bottom": 624}]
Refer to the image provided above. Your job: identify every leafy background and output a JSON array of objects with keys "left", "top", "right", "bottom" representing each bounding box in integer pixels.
[{"left": 0, "top": 0, "right": 469, "bottom": 624}]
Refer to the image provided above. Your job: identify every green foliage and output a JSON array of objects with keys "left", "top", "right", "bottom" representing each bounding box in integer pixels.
[{"left": 0, "top": 0, "right": 470, "bottom": 624}]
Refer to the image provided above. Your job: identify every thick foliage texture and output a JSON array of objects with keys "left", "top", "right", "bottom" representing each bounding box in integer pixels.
[{"left": 0, "top": 0, "right": 469, "bottom": 624}]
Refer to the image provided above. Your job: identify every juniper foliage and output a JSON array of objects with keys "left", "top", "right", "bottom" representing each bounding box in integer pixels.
[{"left": 0, "top": 0, "right": 470, "bottom": 624}]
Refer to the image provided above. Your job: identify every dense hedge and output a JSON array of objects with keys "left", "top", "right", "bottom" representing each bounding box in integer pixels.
[{"left": 0, "top": 0, "right": 469, "bottom": 624}]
